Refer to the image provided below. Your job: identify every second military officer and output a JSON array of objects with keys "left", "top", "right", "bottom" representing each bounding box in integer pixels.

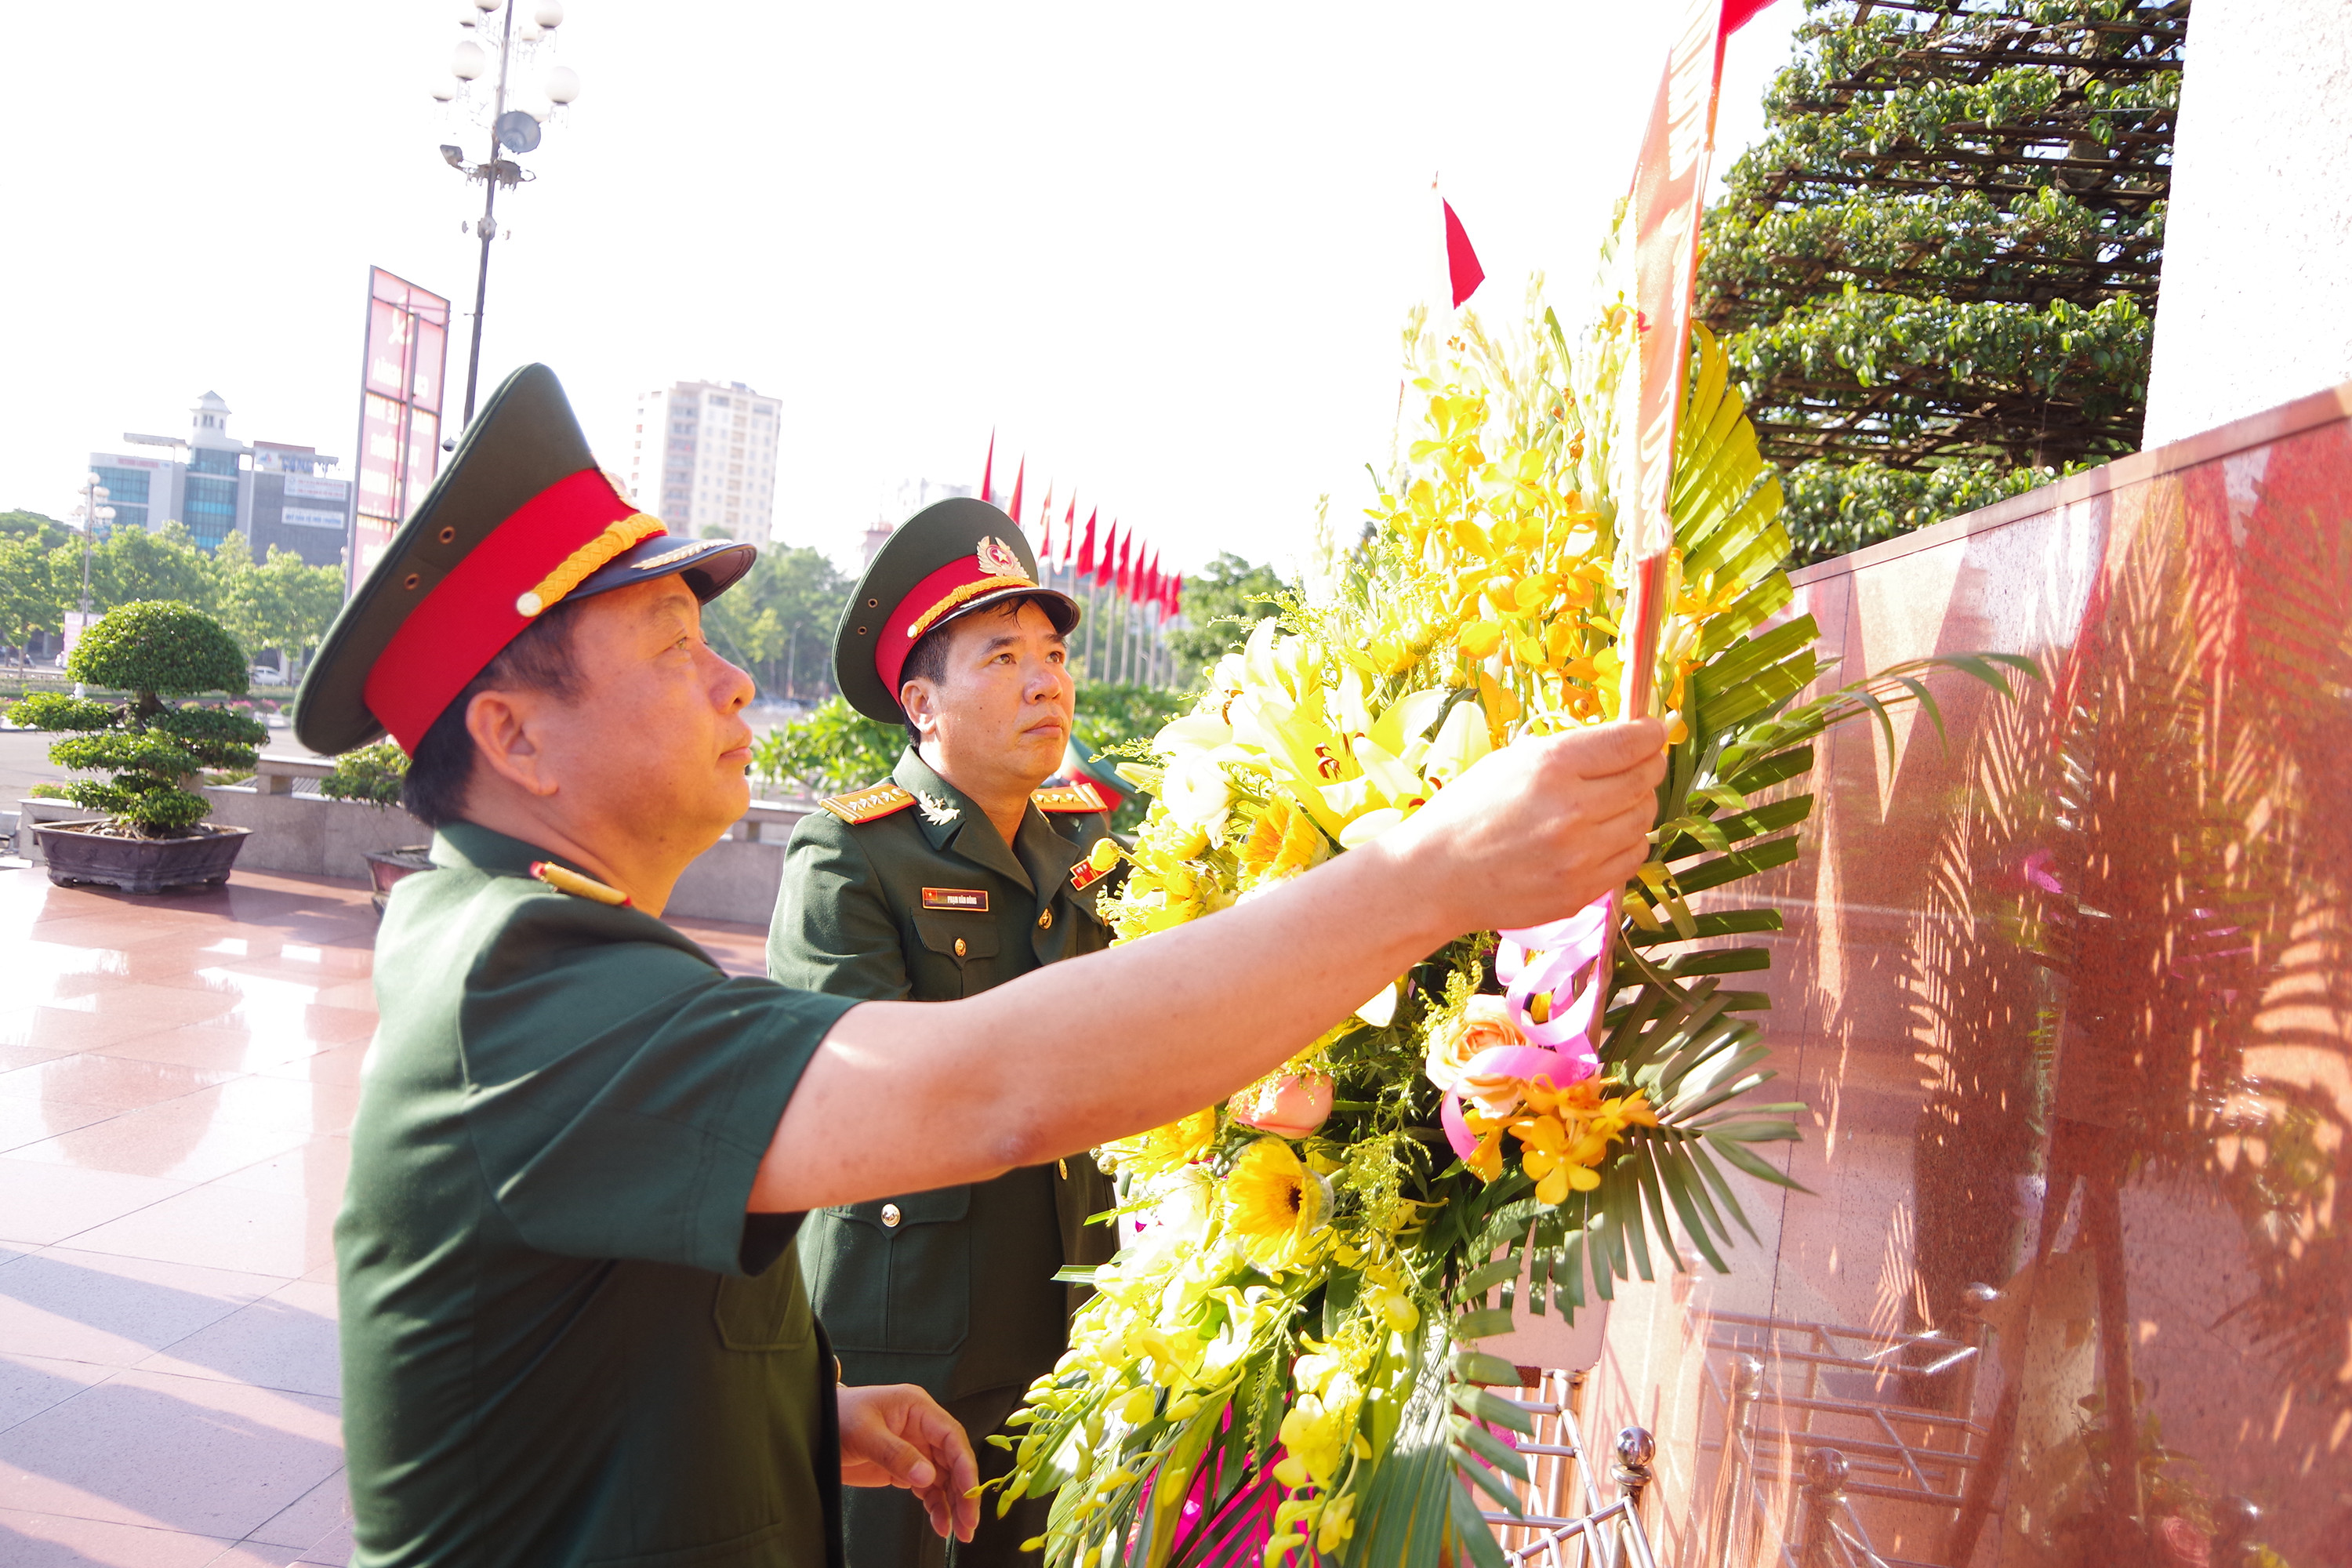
[{"left": 768, "top": 499, "right": 1120, "bottom": 1568}]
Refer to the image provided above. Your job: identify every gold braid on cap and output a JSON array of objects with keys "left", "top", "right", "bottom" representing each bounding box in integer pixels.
[
  {"left": 516, "top": 514, "right": 667, "bottom": 617},
  {"left": 906, "top": 575, "right": 1037, "bottom": 641}
]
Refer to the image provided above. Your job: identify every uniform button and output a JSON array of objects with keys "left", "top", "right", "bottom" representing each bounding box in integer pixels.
[
  {"left": 1037, "top": 909, "right": 1054, "bottom": 930},
  {"left": 881, "top": 1203, "right": 902, "bottom": 1229},
  {"left": 953, "top": 938, "right": 967, "bottom": 957}
]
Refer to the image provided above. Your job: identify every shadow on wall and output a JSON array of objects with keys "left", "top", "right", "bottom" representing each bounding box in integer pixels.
[{"left": 1585, "top": 388, "right": 2352, "bottom": 1568}]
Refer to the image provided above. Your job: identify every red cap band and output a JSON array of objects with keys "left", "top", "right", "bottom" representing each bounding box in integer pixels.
[
  {"left": 873, "top": 556, "right": 1039, "bottom": 702},
  {"left": 364, "top": 468, "right": 636, "bottom": 750}
]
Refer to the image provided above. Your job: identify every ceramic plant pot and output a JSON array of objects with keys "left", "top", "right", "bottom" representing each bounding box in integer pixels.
[
  {"left": 362, "top": 844, "right": 435, "bottom": 916},
  {"left": 34, "top": 822, "right": 251, "bottom": 894}
]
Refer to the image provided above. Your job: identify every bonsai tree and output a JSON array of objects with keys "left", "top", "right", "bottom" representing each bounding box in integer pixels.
[
  {"left": 5, "top": 600, "right": 267, "bottom": 836},
  {"left": 318, "top": 739, "right": 409, "bottom": 807}
]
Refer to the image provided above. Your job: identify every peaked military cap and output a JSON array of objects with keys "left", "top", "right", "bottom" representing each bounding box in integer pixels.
[
  {"left": 295, "top": 364, "right": 756, "bottom": 755},
  {"left": 834, "top": 496, "right": 1080, "bottom": 724}
]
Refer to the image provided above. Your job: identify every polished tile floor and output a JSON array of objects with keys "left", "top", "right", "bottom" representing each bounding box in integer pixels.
[{"left": 0, "top": 862, "right": 768, "bottom": 1566}]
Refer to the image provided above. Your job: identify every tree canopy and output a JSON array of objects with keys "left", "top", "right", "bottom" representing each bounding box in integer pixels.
[
  {"left": 1700, "top": 0, "right": 2189, "bottom": 560},
  {"left": 0, "top": 520, "right": 344, "bottom": 671},
  {"left": 1167, "top": 553, "right": 1289, "bottom": 688},
  {"left": 697, "top": 538, "right": 852, "bottom": 701}
]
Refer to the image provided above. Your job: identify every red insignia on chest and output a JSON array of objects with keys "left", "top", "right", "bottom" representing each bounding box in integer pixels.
[{"left": 1069, "top": 859, "right": 1105, "bottom": 895}]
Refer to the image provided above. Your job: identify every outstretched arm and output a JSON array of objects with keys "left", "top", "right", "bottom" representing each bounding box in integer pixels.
[{"left": 752, "top": 718, "right": 1664, "bottom": 1213}]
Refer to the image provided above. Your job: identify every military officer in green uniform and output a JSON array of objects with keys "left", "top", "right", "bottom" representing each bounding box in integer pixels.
[
  {"left": 296, "top": 364, "right": 1666, "bottom": 1567},
  {"left": 768, "top": 500, "right": 1122, "bottom": 1568}
]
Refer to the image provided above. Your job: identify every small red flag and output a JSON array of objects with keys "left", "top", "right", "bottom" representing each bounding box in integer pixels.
[
  {"left": 1034, "top": 481, "right": 1053, "bottom": 550},
  {"left": 1170, "top": 572, "right": 1184, "bottom": 620},
  {"left": 979, "top": 430, "right": 996, "bottom": 506},
  {"left": 1115, "top": 528, "right": 1133, "bottom": 596},
  {"left": 1077, "top": 510, "right": 1097, "bottom": 576},
  {"left": 1061, "top": 496, "right": 1077, "bottom": 565},
  {"left": 1007, "top": 457, "right": 1026, "bottom": 524},
  {"left": 1443, "top": 199, "right": 1485, "bottom": 309}
]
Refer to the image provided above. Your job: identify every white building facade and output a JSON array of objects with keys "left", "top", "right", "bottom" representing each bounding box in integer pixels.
[
  {"left": 628, "top": 380, "right": 780, "bottom": 542},
  {"left": 88, "top": 392, "right": 351, "bottom": 569}
]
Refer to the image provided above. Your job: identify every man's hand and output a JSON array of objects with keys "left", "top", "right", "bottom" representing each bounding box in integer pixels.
[
  {"left": 836, "top": 1382, "right": 979, "bottom": 1544},
  {"left": 1383, "top": 717, "right": 1667, "bottom": 938}
]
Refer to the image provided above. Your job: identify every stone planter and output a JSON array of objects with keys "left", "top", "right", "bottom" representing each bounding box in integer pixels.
[
  {"left": 362, "top": 845, "right": 435, "bottom": 916},
  {"left": 34, "top": 821, "right": 251, "bottom": 894}
]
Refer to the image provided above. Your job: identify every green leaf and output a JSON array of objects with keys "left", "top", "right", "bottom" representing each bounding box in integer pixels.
[{"left": 1452, "top": 1307, "right": 1517, "bottom": 1341}]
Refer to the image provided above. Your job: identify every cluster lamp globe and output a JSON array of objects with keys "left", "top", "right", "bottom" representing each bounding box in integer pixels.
[{"left": 429, "top": 0, "right": 581, "bottom": 425}]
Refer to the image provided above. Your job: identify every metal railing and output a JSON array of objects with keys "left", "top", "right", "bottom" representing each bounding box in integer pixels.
[
  {"left": 1696, "top": 1298, "right": 1996, "bottom": 1568},
  {"left": 1480, "top": 1370, "right": 1660, "bottom": 1568}
]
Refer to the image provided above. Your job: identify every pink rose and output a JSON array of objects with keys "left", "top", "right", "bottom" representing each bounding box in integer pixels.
[
  {"left": 1229, "top": 1071, "right": 1334, "bottom": 1139},
  {"left": 1424, "top": 996, "right": 1525, "bottom": 1094}
]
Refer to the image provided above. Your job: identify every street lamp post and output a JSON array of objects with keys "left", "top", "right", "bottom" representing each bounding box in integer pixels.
[
  {"left": 68, "top": 471, "right": 114, "bottom": 697},
  {"left": 430, "top": 0, "right": 581, "bottom": 428}
]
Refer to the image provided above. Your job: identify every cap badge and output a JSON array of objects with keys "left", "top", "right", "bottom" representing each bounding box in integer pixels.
[{"left": 976, "top": 535, "right": 1025, "bottom": 577}]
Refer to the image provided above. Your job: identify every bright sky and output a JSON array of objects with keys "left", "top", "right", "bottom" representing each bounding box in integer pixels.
[{"left": 0, "top": 2, "right": 1800, "bottom": 579}]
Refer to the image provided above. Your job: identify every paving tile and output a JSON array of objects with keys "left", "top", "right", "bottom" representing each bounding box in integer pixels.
[
  {"left": 166, "top": 1076, "right": 365, "bottom": 1138},
  {"left": 137, "top": 1279, "right": 339, "bottom": 1400},
  {"left": 292, "top": 1521, "right": 354, "bottom": 1564},
  {"left": 0, "top": 1367, "right": 342, "bottom": 1539},
  {"left": 208, "top": 1542, "right": 311, "bottom": 1566},
  {"left": 238, "top": 1466, "right": 349, "bottom": 1550},
  {"left": 0, "top": 1002, "right": 237, "bottom": 1055},
  {"left": 0, "top": 1352, "right": 115, "bottom": 1432},
  {"left": 5, "top": 1100, "right": 314, "bottom": 1184},
  {"left": 0, "top": 1035, "right": 82, "bottom": 1073},
  {"left": 67, "top": 1182, "right": 336, "bottom": 1279},
  {"left": 0, "top": 1160, "right": 191, "bottom": 1247},
  {"left": 93, "top": 1023, "right": 322, "bottom": 1076},
  {"left": 252, "top": 1042, "right": 372, "bottom": 1087},
  {"left": 0, "top": 1094, "right": 120, "bottom": 1155},
  {"left": 0, "top": 1508, "right": 230, "bottom": 1566},
  {"left": 213, "top": 1137, "right": 350, "bottom": 1203},
  {"left": 0, "top": 1053, "right": 241, "bottom": 1111},
  {"left": 0, "top": 1247, "right": 285, "bottom": 1367}
]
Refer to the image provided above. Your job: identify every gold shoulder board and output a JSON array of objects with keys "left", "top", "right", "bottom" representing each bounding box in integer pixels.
[
  {"left": 1032, "top": 780, "right": 1109, "bottom": 815},
  {"left": 530, "top": 860, "right": 633, "bottom": 907},
  {"left": 820, "top": 781, "right": 918, "bottom": 826}
]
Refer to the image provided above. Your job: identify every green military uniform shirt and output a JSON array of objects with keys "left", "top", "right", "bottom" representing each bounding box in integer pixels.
[
  {"left": 768, "top": 750, "right": 1120, "bottom": 1566},
  {"left": 339, "top": 822, "right": 858, "bottom": 1567}
]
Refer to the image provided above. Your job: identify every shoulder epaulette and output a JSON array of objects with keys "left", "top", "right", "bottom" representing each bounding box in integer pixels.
[
  {"left": 1032, "top": 779, "right": 1109, "bottom": 815},
  {"left": 820, "top": 781, "right": 918, "bottom": 825},
  {"left": 529, "top": 860, "right": 633, "bottom": 907}
]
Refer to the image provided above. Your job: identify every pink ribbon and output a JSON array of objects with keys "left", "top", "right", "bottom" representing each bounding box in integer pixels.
[{"left": 1440, "top": 894, "right": 1613, "bottom": 1160}]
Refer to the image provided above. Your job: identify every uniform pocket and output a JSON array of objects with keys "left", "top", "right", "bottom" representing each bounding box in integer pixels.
[
  {"left": 713, "top": 1252, "right": 814, "bottom": 1352},
  {"left": 804, "top": 1185, "right": 971, "bottom": 1356},
  {"left": 911, "top": 912, "right": 1000, "bottom": 997}
]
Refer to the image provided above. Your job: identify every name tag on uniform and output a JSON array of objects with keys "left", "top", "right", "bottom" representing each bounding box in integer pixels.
[{"left": 920, "top": 887, "right": 989, "bottom": 912}]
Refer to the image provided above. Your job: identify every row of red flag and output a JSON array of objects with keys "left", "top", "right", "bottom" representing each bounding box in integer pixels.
[{"left": 979, "top": 436, "right": 1183, "bottom": 622}]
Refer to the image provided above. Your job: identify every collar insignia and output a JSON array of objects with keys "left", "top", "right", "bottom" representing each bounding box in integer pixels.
[
  {"left": 1032, "top": 779, "right": 1110, "bottom": 815},
  {"left": 529, "top": 860, "right": 633, "bottom": 906},
  {"left": 915, "top": 789, "right": 960, "bottom": 826}
]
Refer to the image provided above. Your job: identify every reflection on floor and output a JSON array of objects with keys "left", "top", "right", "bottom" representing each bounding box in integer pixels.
[{"left": 0, "top": 863, "right": 768, "bottom": 1566}]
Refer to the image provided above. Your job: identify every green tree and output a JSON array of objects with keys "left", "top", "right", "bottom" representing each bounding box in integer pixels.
[
  {"left": 7, "top": 601, "right": 263, "bottom": 833},
  {"left": 1166, "top": 553, "right": 1288, "bottom": 687},
  {"left": 0, "top": 536, "right": 64, "bottom": 663},
  {"left": 212, "top": 535, "right": 346, "bottom": 676},
  {"left": 1700, "top": 0, "right": 2188, "bottom": 561},
  {"left": 53, "top": 521, "right": 220, "bottom": 616},
  {"left": 0, "top": 510, "right": 73, "bottom": 550},
  {"left": 700, "top": 542, "right": 851, "bottom": 700}
]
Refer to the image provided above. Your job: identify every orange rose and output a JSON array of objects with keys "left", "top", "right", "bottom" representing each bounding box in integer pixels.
[{"left": 1423, "top": 994, "right": 1524, "bottom": 1094}]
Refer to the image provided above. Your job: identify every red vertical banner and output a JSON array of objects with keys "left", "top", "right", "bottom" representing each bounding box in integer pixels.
[
  {"left": 352, "top": 267, "right": 451, "bottom": 590},
  {"left": 1617, "top": 0, "right": 1773, "bottom": 719}
]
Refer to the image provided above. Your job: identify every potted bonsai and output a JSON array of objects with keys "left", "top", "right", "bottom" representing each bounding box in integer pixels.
[
  {"left": 319, "top": 739, "right": 433, "bottom": 913},
  {"left": 8, "top": 600, "right": 268, "bottom": 893}
]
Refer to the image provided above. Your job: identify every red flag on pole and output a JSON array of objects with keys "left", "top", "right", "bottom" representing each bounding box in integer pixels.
[
  {"left": 1170, "top": 572, "right": 1184, "bottom": 622},
  {"left": 979, "top": 430, "right": 996, "bottom": 507},
  {"left": 1442, "top": 199, "right": 1485, "bottom": 309},
  {"left": 1034, "top": 481, "right": 1053, "bottom": 551},
  {"left": 1076, "top": 510, "right": 1098, "bottom": 577},
  {"left": 1060, "top": 496, "right": 1077, "bottom": 566},
  {"left": 1116, "top": 528, "right": 1133, "bottom": 597},
  {"left": 1618, "top": 0, "right": 1780, "bottom": 722},
  {"left": 1007, "top": 457, "right": 1026, "bottom": 525}
]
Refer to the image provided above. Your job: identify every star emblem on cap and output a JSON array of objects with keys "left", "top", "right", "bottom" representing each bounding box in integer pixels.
[{"left": 975, "top": 535, "right": 1025, "bottom": 578}]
